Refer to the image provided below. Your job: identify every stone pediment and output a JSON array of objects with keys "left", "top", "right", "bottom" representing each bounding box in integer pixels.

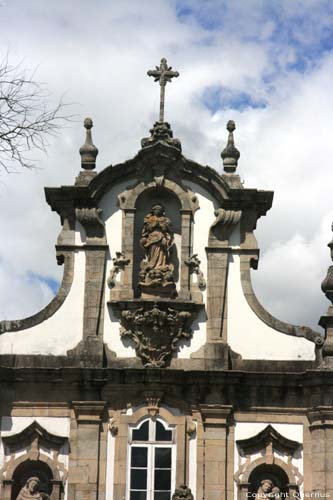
[
  {"left": 2, "top": 421, "right": 67, "bottom": 452},
  {"left": 236, "top": 424, "right": 301, "bottom": 457}
]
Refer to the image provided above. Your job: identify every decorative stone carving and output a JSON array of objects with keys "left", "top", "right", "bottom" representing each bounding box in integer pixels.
[
  {"left": 235, "top": 425, "right": 303, "bottom": 497},
  {"left": 185, "top": 254, "right": 206, "bottom": 291},
  {"left": 107, "top": 252, "right": 130, "bottom": 288},
  {"left": 209, "top": 208, "right": 242, "bottom": 243},
  {"left": 146, "top": 395, "right": 161, "bottom": 417},
  {"left": 141, "top": 122, "right": 181, "bottom": 151},
  {"left": 221, "top": 120, "right": 240, "bottom": 173},
  {"left": 139, "top": 204, "right": 176, "bottom": 298},
  {"left": 119, "top": 303, "right": 192, "bottom": 367},
  {"left": 322, "top": 265, "right": 333, "bottom": 303},
  {"left": 75, "top": 207, "right": 105, "bottom": 241},
  {"left": 172, "top": 484, "right": 194, "bottom": 500},
  {"left": 186, "top": 418, "right": 196, "bottom": 437},
  {"left": 17, "top": 477, "right": 50, "bottom": 499},
  {"left": 256, "top": 479, "right": 280, "bottom": 499}
]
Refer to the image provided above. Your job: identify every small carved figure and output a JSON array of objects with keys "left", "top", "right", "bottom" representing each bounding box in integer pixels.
[
  {"left": 17, "top": 477, "right": 49, "bottom": 499},
  {"left": 107, "top": 252, "right": 130, "bottom": 288},
  {"left": 255, "top": 479, "right": 280, "bottom": 499},
  {"left": 139, "top": 204, "right": 176, "bottom": 296}
]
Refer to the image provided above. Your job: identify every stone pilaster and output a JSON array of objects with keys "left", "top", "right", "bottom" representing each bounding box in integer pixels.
[
  {"left": 307, "top": 407, "right": 333, "bottom": 495},
  {"left": 69, "top": 401, "right": 106, "bottom": 500},
  {"left": 199, "top": 405, "right": 233, "bottom": 500}
]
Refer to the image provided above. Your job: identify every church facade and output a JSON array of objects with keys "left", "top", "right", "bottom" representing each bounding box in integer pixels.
[{"left": 1, "top": 59, "right": 333, "bottom": 500}]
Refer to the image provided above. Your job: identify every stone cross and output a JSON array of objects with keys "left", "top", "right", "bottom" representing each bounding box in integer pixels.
[{"left": 147, "top": 58, "right": 179, "bottom": 123}]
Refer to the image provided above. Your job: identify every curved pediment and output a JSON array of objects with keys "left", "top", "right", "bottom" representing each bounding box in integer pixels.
[{"left": 236, "top": 424, "right": 301, "bottom": 456}]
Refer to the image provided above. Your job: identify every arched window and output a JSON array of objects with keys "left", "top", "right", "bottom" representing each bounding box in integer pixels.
[{"left": 127, "top": 419, "right": 176, "bottom": 500}]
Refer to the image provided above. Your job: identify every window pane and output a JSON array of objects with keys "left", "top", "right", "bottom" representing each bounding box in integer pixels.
[
  {"left": 131, "top": 469, "right": 147, "bottom": 490},
  {"left": 155, "top": 448, "right": 171, "bottom": 469},
  {"left": 155, "top": 421, "right": 172, "bottom": 441},
  {"left": 131, "top": 491, "right": 147, "bottom": 500},
  {"left": 131, "top": 447, "right": 148, "bottom": 467},
  {"left": 133, "top": 421, "right": 149, "bottom": 441},
  {"left": 154, "top": 470, "right": 171, "bottom": 490},
  {"left": 154, "top": 492, "right": 170, "bottom": 500}
]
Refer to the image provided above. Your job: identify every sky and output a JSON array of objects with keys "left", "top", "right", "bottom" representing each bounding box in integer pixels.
[{"left": 0, "top": 0, "right": 333, "bottom": 331}]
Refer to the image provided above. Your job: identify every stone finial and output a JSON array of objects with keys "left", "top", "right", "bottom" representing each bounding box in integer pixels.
[
  {"left": 221, "top": 120, "right": 240, "bottom": 173},
  {"left": 79, "top": 117, "right": 98, "bottom": 170}
]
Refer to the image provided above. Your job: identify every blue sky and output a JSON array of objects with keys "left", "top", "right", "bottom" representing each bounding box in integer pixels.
[{"left": 1, "top": 0, "right": 333, "bottom": 329}]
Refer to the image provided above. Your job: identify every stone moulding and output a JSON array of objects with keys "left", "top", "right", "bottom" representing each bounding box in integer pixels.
[
  {"left": 239, "top": 252, "right": 324, "bottom": 348},
  {"left": 0, "top": 250, "right": 74, "bottom": 334},
  {"left": 110, "top": 299, "right": 203, "bottom": 368}
]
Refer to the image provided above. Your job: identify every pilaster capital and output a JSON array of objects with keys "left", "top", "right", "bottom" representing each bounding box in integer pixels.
[
  {"left": 307, "top": 406, "right": 333, "bottom": 430},
  {"left": 72, "top": 401, "right": 106, "bottom": 424},
  {"left": 199, "top": 404, "right": 233, "bottom": 427}
]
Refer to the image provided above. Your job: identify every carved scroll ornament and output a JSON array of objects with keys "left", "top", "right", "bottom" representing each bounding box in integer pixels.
[{"left": 119, "top": 303, "right": 192, "bottom": 368}]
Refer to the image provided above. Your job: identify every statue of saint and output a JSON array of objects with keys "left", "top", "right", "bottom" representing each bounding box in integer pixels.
[
  {"left": 16, "top": 477, "right": 50, "bottom": 499},
  {"left": 139, "top": 204, "right": 176, "bottom": 296},
  {"left": 256, "top": 479, "right": 280, "bottom": 499}
]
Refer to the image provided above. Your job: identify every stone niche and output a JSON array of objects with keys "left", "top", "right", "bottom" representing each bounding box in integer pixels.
[
  {"left": 108, "top": 176, "right": 203, "bottom": 368},
  {"left": 0, "top": 421, "right": 68, "bottom": 500},
  {"left": 234, "top": 425, "right": 303, "bottom": 499}
]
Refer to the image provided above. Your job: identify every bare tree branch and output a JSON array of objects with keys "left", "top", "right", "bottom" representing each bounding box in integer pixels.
[{"left": 0, "top": 53, "right": 73, "bottom": 172}]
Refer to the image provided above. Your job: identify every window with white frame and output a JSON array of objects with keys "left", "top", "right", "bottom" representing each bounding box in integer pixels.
[{"left": 128, "top": 418, "right": 176, "bottom": 500}]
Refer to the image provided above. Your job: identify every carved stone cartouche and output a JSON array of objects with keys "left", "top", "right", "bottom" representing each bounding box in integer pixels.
[
  {"left": 139, "top": 204, "right": 176, "bottom": 298},
  {"left": 119, "top": 303, "right": 192, "bottom": 368}
]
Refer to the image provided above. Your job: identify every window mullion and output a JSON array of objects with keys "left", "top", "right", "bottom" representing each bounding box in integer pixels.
[{"left": 148, "top": 444, "right": 154, "bottom": 500}]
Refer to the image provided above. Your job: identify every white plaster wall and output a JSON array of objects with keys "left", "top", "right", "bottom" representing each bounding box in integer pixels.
[
  {"left": 177, "top": 182, "right": 216, "bottom": 358},
  {"left": 188, "top": 422, "right": 197, "bottom": 496},
  {"left": 0, "top": 251, "right": 86, "bottom": 355},
  {"left": 227, "top": 226, "right": 315, "bottom": 360},
  {"left": 234, "top": 421, "right": 303, "bottom": 498},
  {"left": 105, "top": 428, "right": 116, "bottom": 500},
  {"left": 100, "top": 181, "right": 136, "bottom": 357}
]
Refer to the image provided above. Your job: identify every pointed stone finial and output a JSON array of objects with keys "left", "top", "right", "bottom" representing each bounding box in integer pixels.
[
  {"left": 221, "top": 120, "right": 240, "bottom": 173},
  {"left": 79, "top": 117, "right": 98, "bottom": 170}
]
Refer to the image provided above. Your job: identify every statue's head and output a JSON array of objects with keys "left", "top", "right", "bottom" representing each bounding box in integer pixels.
[
  {"left": 26, "top": 476, "right": 40, "bottom": 493},
  {"left": 151, "top": 204, "right": 165, "bottom": 216},
  {"left": 260, "top": 479, "right": 273, "bottom": 493}
]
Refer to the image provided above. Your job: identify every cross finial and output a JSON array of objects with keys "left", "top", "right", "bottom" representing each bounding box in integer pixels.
[{"left": 147, "top": 58, "right": 179, "bottom": 123}]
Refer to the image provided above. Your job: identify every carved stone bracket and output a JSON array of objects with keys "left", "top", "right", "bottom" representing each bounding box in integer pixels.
[
  {"left": 145, "top": 393, "right": 162, "bottom": 417},
  {"left": 75, "top": 207, "right": 105, "bottom": 243},
  {"left": 209, "top": 208, "right": 242, "bottom": 244},
  {"left": 110, "top": 300, "right": 203, "bottom": 368}
]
